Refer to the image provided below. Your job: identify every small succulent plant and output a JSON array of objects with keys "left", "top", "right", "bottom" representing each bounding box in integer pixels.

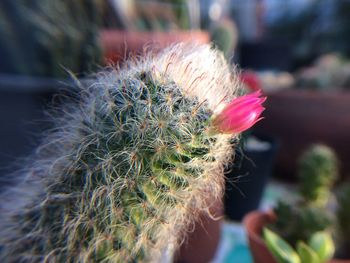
[
  {"left": 264, "top": 228, "right": 335, "bottom": 263},
  {"left": 298, "top": 144, "right": 339, "bottom": 207},
  {"left": 270, "top": 144, "right": 338, "bottom": 248},
  {"left": 0, "top": 43, "right": 265, "bottom": 262},
  {"left": 271, "top": 201, "right": 333, "bottom": 246}
]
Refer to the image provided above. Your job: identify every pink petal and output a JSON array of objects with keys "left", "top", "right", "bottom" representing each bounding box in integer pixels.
[{"left": 211, "top": 90, "right": 266, "bottom": 134}]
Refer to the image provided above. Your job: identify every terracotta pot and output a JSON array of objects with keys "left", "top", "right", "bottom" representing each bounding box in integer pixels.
[
  {"left": 175, "top": 198, "right": 223, "bottom": 263},
  {"left": 243, "top": 211, "right": 277, "bottom": 263},
  {"left": 243, "top": 211, "right": 350, "bottom": 263},
  {"left": 254, "top": 89, "right": 350, "bottom": 181},
  {"left": 100, "top": 30, "right": 210, "bottom": 64}
]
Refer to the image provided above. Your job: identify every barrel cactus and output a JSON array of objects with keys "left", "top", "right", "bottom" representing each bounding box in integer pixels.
[{"left": 0, "top": 43, "right": 265, "bottom": 262}]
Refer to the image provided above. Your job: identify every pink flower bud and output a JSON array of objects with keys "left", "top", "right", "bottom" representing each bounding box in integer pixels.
[{"left": 211, "top": 90, "right": 266, "bottom": 134}]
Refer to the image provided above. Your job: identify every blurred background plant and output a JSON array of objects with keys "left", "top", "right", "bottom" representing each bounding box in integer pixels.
[
  {"left": 265, "top": 0, "right": 350, "bottom": 70},
  {"left": 269, "top": 144, "right": 338, "bottom": 247},
  {"left": 266, "top": 144, "right": 350, "bottom": 260},
  {"left": 263, "top": 228, "right": 335, "bottom": 263},
  {"left": 298, "top": 144, "right": 339, "bottom": 207},
  {"left": 0, "top": 0, "right": 103, "bottom": 78},
  {"left": 210, "top": 17, "right": 238, "bottom": 60},
  {"left": 105, "top": 0, "right": 200, "bottom": 31},
  {"left": 295, "top": 53, "right": 350, "bottom": 90},
  {"left": 0, "top": 0, "right": 107, "bottom": 192}
]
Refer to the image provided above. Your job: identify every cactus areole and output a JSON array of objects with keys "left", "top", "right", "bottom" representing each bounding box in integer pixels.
[{"left": 0, "top": 43, "right": 264, "bottom": 262}]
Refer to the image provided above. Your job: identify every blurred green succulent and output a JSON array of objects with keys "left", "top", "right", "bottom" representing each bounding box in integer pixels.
[
  {"left": 269, "top": 144, "right": 339, "bottom": 249},
  {"left": 264, "top": 228, "right": 335, "bottom": 263},
  {"left": 0, "top": 0, "right": 103, "bottom": 78},
  {"left": 210, "top": 18, "right": 238, "bottom": 59},
  {"left": 298, "top": 144, "right": 339, "bottom": 206},
  {"left": 115, "top": 0, "right": 194, "bottom": 31},
  {"left": 271, "top": 201, "right": 333, "bottom": 247}
]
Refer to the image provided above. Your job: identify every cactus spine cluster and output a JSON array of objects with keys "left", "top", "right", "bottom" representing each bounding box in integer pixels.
[{"left": 0, "top": 43, "right": 241, "bottom": 262}]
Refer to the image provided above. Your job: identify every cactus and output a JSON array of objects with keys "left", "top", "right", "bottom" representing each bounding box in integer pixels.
[
  {"left": 270, "top": 144, "right": 339, "bottom": 247},
  {"left": 0, "top": 43, "right": 263, "bottom": 262},
  {"left": 0, "top": 0, "right": 102, "bottom": 78},
  {"left": 119, "top": 0, "right": 193, "bottom": 31},
  {"left": 271, "top": 201, "right": 333, "bottom": 246},
  {"left": 210, "top": 18, "right": 238, "bottom": 60},
  {"left": 298, "top": 144, "right": 339, "bottom": 206}
]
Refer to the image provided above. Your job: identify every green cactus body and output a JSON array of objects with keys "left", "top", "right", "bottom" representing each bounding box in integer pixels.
[
  {"left": 298, "top": 144, "right": 339, "bottom": 206},
  {"left": 210, "top": 18, "right": 238, "bottom": 59},
  {"left": 271, "top": 144, "right": 338, "bottom": 247},
  {"left": 271, "top": 201, "right": 333, "bottom": 246},
  {"left": 0, "top": 44, "right": 240, "bottom": 262}
]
